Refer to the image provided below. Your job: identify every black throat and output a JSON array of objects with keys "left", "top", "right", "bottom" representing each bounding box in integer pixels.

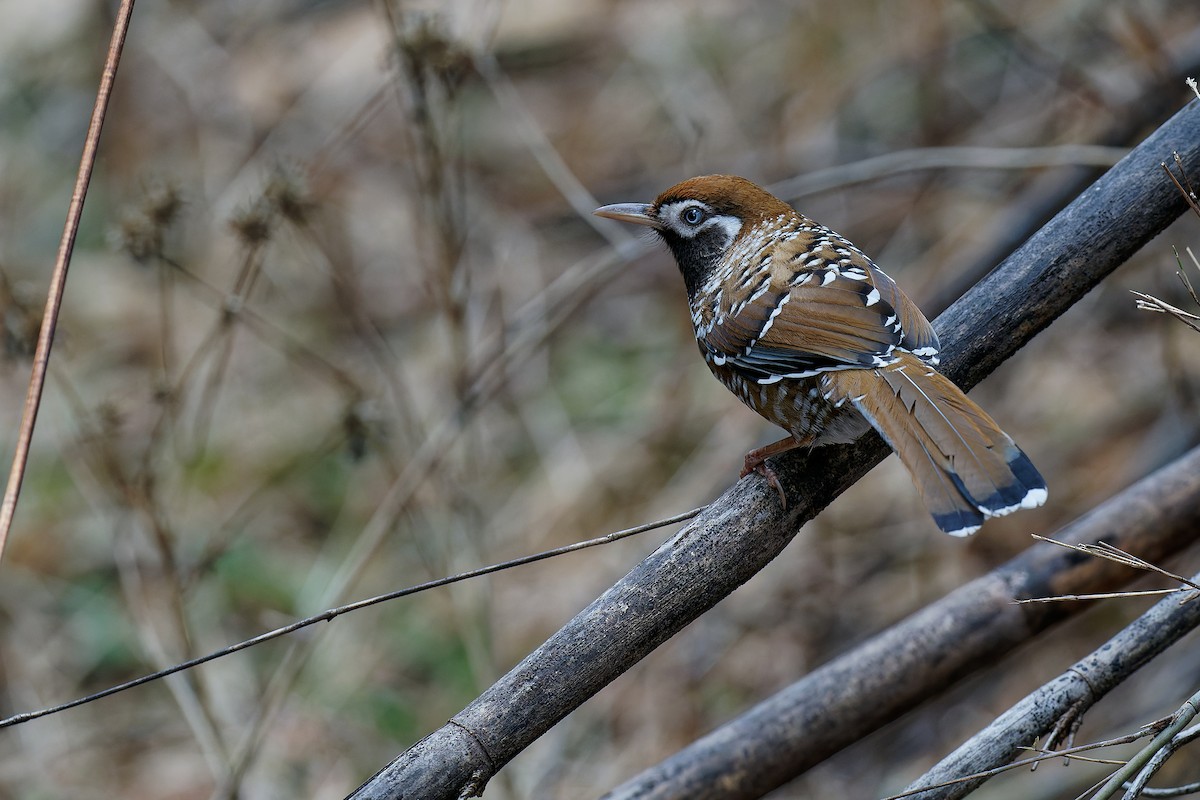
[{"left": 659, "top": 230, "right": 727, "bottom": 300}]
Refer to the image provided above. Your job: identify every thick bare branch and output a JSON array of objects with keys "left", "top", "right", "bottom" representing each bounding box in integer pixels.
[{"left": 348, "top": 100, "right": 1200, "bottom": 800}]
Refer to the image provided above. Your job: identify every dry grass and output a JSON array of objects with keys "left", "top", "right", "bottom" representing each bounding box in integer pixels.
[{"left": 2, "top": 1, "right": 1200, "bottom": 798}]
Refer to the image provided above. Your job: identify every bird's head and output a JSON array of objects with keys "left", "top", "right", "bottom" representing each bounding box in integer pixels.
[{"left": 595, "top": 175, "right": 796, "bottom": 297}]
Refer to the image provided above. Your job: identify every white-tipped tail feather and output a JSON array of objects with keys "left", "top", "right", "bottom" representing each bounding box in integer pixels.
[{"left": 827, "top": 352, "right": 1047, "bottom": 536}]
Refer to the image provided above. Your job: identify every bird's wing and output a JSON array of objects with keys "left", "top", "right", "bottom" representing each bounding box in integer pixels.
[
  {"left": 868, "top": 261, "right": 939, "bottom": 361},
  {"left": 700, "top": 236, "right": 939, "bottom": 383}
]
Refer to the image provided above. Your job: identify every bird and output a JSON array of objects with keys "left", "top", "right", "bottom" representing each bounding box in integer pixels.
[{"left": 595, "top": 175, "right": 1046, "bottom": 536}]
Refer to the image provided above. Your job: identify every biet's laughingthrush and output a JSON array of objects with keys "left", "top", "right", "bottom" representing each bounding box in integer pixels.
[{"left": 595, "top": 175, "right": 1046, "bottom": 536}]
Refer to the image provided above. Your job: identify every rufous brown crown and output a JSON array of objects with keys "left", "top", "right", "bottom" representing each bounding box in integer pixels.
[{"left": 653, "top": 175, "right": 796, "bottom": 225}]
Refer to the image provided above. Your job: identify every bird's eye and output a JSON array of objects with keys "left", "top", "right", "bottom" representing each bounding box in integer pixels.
[{"left": 682, "top": 207, "right": 706, "bottom": 225}]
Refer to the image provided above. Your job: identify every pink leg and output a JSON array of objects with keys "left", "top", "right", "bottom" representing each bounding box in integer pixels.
[{"left": 741, "top": 435, "right": 811, "bottom": 507}]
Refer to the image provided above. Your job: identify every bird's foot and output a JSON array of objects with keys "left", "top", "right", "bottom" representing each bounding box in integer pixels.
[
  {"left": 740, "top": 436, "right": 811, "bottom": 507},
  {"left": 742, "top": 450, "right": 788, "bottom": 508},
  {"left": 740, "top": 451, "right": 764, "bottom": 479}
]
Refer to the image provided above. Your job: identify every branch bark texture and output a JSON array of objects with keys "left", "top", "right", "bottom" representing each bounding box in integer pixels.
[{"left": 349, "top": 100, "right": 1200, "bottom": 800}]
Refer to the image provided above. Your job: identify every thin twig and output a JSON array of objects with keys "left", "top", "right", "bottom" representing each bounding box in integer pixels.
[
  {"left": 1176, "top": 247, "right": 1200, "bottom": 305},
  {"left": 1161, "top": 153, "right": 1200, "bottom": 218},
  {"left": 1137, "top": 779, "right": 1200, "bottom": 797},
  {"left": 1133, "top": 290, "right": 1200, "bottom": 334},
  {"left": 0, "top": 0, "right": 137, "bottom": 559},
  {"left": 1090, "top": 686, "right": 1200, "bottom": 799},
  {"left": 1123, "top": 721, "right": 1200, "bottom": 798},
  {"left": 1018, "top": 746, "right": 1124, "bottom": 766},
  {"left": 1014, "top": 588, "right": 1189, "bottom": 604},
  {"left": 1031, "top": 534, "right": 1200, "bottom": 593},
  {"left": 0, "top": 506, "right": 700, "bottom": 729},
  {"left": 879, "top": 731, "right": 1148, "bottom": 800}
]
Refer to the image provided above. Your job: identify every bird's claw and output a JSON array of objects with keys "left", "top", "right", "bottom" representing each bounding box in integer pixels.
[{"left": 743, "top": 457, "right": 788, "bottom": 509}]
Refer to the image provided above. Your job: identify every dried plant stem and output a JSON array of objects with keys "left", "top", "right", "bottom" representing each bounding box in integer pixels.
[
  {"left": 0, "top": 0, "right": 137, "bottom": 558},
  {"left": 1028, "top": 534, "right": 1200, "bottom": 593}
]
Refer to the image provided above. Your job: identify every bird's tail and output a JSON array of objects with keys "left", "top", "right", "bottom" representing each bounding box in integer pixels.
[{"left": 827, "top": 352, "right": 1047, "bottom": 536}]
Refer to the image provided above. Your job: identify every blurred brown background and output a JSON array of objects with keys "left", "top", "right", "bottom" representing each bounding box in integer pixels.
[{"left": 1, "top": 1, "right": 1200, "bottom": 797}]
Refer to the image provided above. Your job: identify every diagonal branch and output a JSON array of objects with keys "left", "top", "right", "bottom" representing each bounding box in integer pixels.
[{"left": 348, "top": 100, "right": 1200, "bottom": 800}]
